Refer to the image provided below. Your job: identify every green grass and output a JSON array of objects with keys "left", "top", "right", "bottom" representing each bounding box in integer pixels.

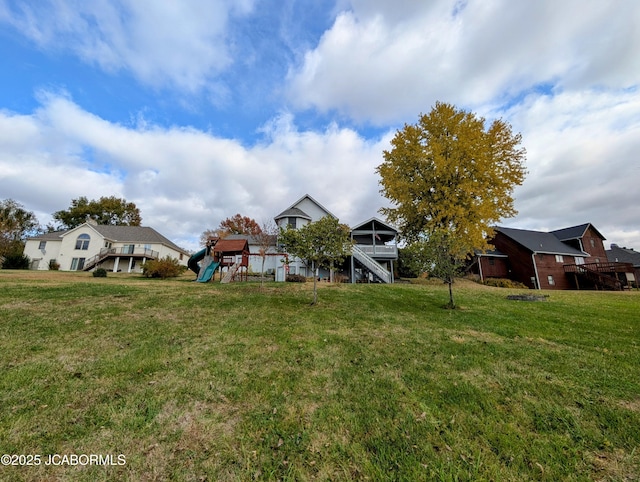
[{"left": 0, "top": 270, "right": 639, "bottom": 481}]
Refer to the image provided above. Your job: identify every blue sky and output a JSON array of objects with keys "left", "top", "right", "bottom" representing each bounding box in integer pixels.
[{"left": 1, "top": 0, "right": 639, "bottom": 252}]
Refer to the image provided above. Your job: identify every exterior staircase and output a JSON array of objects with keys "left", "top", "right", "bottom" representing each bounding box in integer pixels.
[
  {"left": 83, "top": 248, "right": 116, "bottom": 271},
  {"left": 564, "top": 262, "right": 630, "bottom": 291},
  {"left": 352, "top": 245, "right": 392, "bottom": 283}
]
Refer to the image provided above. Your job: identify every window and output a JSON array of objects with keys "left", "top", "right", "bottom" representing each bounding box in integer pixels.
[
  {"left": 75, "top": 233, "right": 90, "bottom": 250},
  {"left": 124, "top": 244, "right": 135, "bottom": 254},
  {"left": 488, "top": 257, "right": 495, "bottom": 266},
  {"left": 547, "top": 275, "right": 555, "bottom": 286},
  {"left": 555, "top": 255, "right": 564, "bottom": 263},
  {"left": 38, "top": 241, "right": 47, "bottom": 250},
  {"left": 287, "top": 217, "right": 296, "bottom": 228},
  {"left": 70, "top": 258, "right": 86, "bottom": 270},
  {"left": 575, "top": 257, "right": 585, "bottom": 265},
  {"left": 590, "top": 238, "right": 595, "bottom": 248}
]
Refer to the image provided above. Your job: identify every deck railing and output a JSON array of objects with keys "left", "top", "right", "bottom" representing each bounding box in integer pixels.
[
  {"left": 355, "top": 244, "right": 397, "bottom": 257},
  {"left": 563, "top": 262, "right": 633, "bottom": 291},
  {"left": 84, "top": 247, "right": 159, "bottom": 271}
]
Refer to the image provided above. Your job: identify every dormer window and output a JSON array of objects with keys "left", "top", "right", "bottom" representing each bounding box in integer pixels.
[{"left": 75, "top": 233, "right": 90, "bottom": 250}]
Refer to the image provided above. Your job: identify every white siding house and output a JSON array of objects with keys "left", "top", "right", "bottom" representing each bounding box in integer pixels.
[
  {"left": 272, "top": 194, "right": 398, "bottom": 283},
  {"left": 24, "top": 222, "right": 189, "bottom": 272}
]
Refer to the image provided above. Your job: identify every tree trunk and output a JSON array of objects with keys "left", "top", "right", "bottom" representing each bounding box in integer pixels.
[
  {"left": 260, "top": 257, "right": 265, "bottom": 289},
  {"left": 312, "top": 264, "right": 318, "bottom": 305},
  {"left": 447, "top": 279, "right": 455, "bottom": 309}
]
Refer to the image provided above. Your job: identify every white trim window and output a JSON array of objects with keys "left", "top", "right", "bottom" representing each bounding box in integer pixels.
[
  {"left": 547, "top": 275, "right": 555, "bottom": 286},
  {"left": 75, "top": 234, "right": 90, "bottom": 250},
  {"left": 555, "top": 255, "right": 564, "bottom": 263},
  {"left": 70, "top": 258, "right": 86, "bottom": 270}
]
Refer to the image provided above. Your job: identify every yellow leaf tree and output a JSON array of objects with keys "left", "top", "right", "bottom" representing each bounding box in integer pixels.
[{"left": 377, "top": 102, "right": 527, "bottom": 307}]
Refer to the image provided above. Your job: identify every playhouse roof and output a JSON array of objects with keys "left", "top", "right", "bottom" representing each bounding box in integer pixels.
[{"left": 212, "top": 238, "right": 249, "bottom": 254}]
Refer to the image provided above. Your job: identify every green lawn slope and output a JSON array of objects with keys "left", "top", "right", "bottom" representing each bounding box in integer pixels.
[{"left": 1, "top": 271, "right": 638, "bottom": 481}]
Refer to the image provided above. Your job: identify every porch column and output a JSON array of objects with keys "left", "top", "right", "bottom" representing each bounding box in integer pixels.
[
  {"left": 351, "top": 255, "right": 355, "bottom": 283},
  {"left": 128, "top": 257, "right": 134, "bottom": 273},
  {"left": 113, "top": 257, "right": 120, "bottom": 272}
]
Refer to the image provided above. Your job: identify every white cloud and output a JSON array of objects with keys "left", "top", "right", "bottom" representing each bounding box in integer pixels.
[
  {"left": 499, "top": 87, "right": 640, "bottom": 247},
  {"left": 0, "top": 95, "right": 392, "bottom": 252},
  {"left": 0, "top": 0, "right": 255, "bottom": 93},
  {"left": 287, "top": 0, "right": 640, "bottom": 123}
]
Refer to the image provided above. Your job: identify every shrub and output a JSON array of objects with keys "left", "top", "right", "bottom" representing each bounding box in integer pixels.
[
  {"left": 93, "top": 268, "right": 108, "bottom": 278},
  {"left": 286, "top": 274, "right": 307, "bottom": 283},
  {"left": 2, "top": 253, "right": 30, "bottom": 269},
  {"left": 142, "top": 256, "right": 186, "bottom": 279},
  {"left": 48, "top": 259, "right": 60, "bottom": 270},
  {"left": 483, "top": 278, "right": 528, "bottom": 289}
]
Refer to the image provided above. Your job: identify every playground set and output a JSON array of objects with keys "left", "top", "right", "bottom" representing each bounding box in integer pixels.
[{"left": 187, "top": 237, "right": 250, "bottom": 283}]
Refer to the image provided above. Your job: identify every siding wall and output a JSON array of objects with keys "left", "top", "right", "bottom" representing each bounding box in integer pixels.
[
  {"left": 492, "top": 233, "right": 537, "bottom": 288},
  {"left": 583, "top": 226, "right": 608, "bottom": 262},
  {"left": 531, "top": 253, "right": 575, "bottom": 290},
  {"left": 478, "top": 256, "right": 509, "bottom": 279}
]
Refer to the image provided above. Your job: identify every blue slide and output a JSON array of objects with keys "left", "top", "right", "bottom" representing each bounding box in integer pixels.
[
  {"left": 188, "top": 248, "right": 220, "bottom": 282},
  {"left": 188, "top": 248, "right": 206, "bottom": 275},
  {"left": 197, "top": 257, "right": 220, "bottom": 283}
]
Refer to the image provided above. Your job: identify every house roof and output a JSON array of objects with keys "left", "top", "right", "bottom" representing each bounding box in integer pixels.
[
  {"left": 606, "top": 245, "right": 640, "bottom": 267},
  {"left": 274, "top": 207, "right": 312, "bottom": 220},
  {"left": 351, "top": 217, "right": 398, "bottom": 234},
  {"left": 274, "top": 194, "right": 336, "bottom": 220},
  {"left": 226, "top": 233, "right": 278, "bottom": 246},
  {"left": 212, "top": 238, "right": 250, "bottom": 254},
  {"left": 28, "top": 224, "right": 189, "bottom": 255},
  {"left": 496, "top": 227, "right": 587, "bottom": 256},
  {"left": 27, "top": 230, "right": 66, "bottom": 241},
  {"left": 550, "top": 223, "right": 605, "bottom": 241},
  {"left": 474, "top": 248, "right": 508, "bottom": 258}
]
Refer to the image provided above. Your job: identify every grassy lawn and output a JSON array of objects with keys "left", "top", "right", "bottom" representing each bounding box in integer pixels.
[{"left": 0, "top": 270, "right": 639, "bottom": 481}]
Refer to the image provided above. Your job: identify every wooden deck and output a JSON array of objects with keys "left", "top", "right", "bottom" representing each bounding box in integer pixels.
[{"left": 564, "top": 262, "right": 635, "bottom": 290}]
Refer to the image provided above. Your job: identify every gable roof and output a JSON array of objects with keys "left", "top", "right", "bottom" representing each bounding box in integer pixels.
[
  {"left": 550, "top": 223, "right": 605, "bottom": 242},
  {"left": 91, "top": 225, "right": 188, "bottom": 254},
  {"left": 351, "top": 217, "right": 398, "bottom": 233},
  {"left": 212, "top": 238, "right": 250, "bottom": 254},
  {"left": 274, "top": 194, "right": 335, "bottom": 220},
  {"left": 274, "top": 207, "right": 312, "bottom": 221},
  {"left": 496, "top": 227, "right": 587, "bottom": 256},
  {"left": 606, "top": 245, "right": 640, "bottom": 267}
]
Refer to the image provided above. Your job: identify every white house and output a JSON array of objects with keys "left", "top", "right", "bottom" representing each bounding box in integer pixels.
[
  {"left": 273, "top": 194, "right": 399, "bottom": 283},
  {"left": 273, "top": 194, "right": 336, "bottom": 280},
  {"left": 24, "top": 222, "right": 189, "bottom": 273}
]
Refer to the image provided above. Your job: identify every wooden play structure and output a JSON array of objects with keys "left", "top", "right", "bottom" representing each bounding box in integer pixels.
[{"left": 188, "top": 237, "right": 250, "bottom": 283}]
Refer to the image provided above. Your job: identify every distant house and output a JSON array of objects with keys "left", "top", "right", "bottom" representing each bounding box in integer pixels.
[
  {"left": 24, "top": 222, "right": 189, "bottom": 273},
  {"left": 606, "top": 244, "right": 640, "bottom": 286},
  {"left": 273, "top": 194, "right": 398, "bottom": 283},
  {"left": 472, "top": 223, "right": 635, "bottom": 290}
]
